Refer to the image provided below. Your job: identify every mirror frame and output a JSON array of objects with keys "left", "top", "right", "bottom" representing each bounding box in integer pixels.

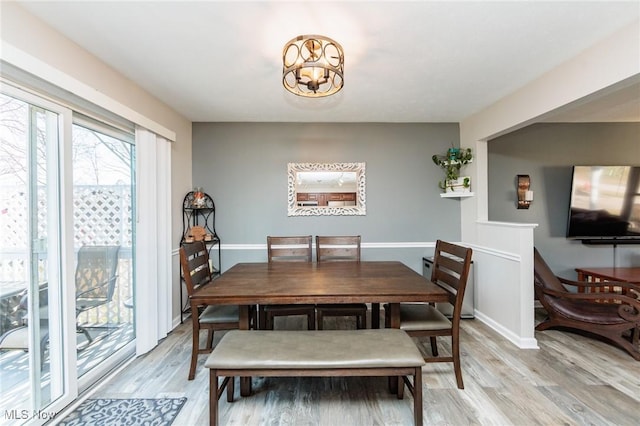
[{"left": 287, "top": 162, "right": 366, "bottom": 216}]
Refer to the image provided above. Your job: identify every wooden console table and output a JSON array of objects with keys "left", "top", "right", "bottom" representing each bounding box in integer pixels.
[
  {"left": 575, "top": 267, "right": 640, "bottom": 283},
  {"left": 575, "top": 267, "right": 640, "bottom": 297}
]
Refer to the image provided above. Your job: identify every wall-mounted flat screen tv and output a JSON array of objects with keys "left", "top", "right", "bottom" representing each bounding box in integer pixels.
[{"left": 566, "top": 166, "right": 640, "bottom": 240}]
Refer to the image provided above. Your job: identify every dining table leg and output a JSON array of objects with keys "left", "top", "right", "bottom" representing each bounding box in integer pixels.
[
  {"left": 387, "top": 303, "right": 401, "bottom": 329},
  {"left": 387, "top": 302, "right": 400, "bottom": 394},
  {"left": 239, "top": 305, "right": 252, "bottom": 396},
  {"left": 239, "top": 305, "right": 251, "bottom": 330},
  {"left": 371, "top": 303, "right": 380, "bottom": 329}
]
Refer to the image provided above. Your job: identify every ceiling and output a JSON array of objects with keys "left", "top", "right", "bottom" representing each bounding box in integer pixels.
[{"left": 15, "top": 1, "right": 640, "bottom": 123}]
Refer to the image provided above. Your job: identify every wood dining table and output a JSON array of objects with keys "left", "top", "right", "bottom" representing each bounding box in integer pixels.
[{"left": 190, "top": 260, "right": 448, "bottom": 395}]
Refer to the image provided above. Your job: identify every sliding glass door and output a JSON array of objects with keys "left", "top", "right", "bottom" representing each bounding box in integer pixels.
[
  {"left": 0, "top": 91, "right": 70, "bottom": 423},
  {"left": 72, "top": 119, "right": 135, "bottom": 381},
  {"left": 0, "top": 87, "right": 136, "bottom": 424}
]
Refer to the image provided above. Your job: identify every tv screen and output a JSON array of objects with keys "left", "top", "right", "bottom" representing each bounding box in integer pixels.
[{"left": 566, "top": 166, "right": 640, "bottom": 239}]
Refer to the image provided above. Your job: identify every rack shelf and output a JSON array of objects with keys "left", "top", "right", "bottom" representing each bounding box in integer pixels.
[{"left": 180, "top": 190, "right": 221, "bottom": 322}]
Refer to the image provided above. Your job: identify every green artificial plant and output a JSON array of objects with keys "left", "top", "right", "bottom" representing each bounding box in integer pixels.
[{"left": 432, "top": 147, "right": 473, "bottom": 191}]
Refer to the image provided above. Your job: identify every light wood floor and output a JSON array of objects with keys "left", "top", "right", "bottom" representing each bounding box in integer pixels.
[{"left": 90, "top": 310, "right": 639, "bottom": 425}]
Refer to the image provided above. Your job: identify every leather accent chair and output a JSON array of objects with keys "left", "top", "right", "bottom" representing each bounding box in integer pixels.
[{"left": 534, "top": 248, "right": 640, "bottom": 361}]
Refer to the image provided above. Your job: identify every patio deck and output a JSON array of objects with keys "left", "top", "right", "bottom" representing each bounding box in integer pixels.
[{"left": 0, "top": 323, "right": 133, "bottom": 425}]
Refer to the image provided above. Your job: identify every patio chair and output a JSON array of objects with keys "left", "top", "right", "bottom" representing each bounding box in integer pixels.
[
  {"left": 0, "top": 245, "right": 120, "bottom": 361},
  {"left": 75, "top": 245, "right": 121, "bottom": 344},
  {"left": 0, "top": 285, "right": 49, "bottom": 364}
]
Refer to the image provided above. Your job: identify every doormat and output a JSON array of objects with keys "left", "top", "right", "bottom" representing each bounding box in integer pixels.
[{"left": 58, "top": 398, "right": 187, "bottom": 426}]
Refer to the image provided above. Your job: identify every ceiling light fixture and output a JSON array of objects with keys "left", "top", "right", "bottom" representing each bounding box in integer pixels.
[{"left": 282, "top": 35, "right": 344, "bottom": 98}]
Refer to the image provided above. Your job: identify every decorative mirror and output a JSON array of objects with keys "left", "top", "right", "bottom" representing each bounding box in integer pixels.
[{"left": 287, "top": 162, "right": 366, "bottom": 216}]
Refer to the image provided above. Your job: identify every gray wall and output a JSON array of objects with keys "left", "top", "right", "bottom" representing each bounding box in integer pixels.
[
  {"left": 488, "top": 122, "right": 640, "bottom": 277},
  {"left": 192, "top": 122, "right": 462, "bottom": 272}
]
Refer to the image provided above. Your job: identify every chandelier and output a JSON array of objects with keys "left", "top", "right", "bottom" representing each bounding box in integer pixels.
[{"left": 282, "top": 35, "right": 344, "bottom": 98}]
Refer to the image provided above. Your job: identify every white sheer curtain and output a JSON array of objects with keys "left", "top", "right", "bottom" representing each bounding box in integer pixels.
[{"left": 135, "top": 126, "right": 172, "bottom": 355}]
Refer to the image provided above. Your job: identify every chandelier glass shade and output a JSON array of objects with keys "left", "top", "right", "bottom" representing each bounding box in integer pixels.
[{"left": 282, "top": 35, "right": 344, "bottom": 97}]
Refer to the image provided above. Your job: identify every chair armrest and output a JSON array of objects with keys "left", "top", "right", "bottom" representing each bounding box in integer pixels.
[
  {"left": 539, "top": 285, "right": 640, "bottom": 323},
  {"left": 557, "top": 276, "right": 640, "bottom": 293},
  {"left": 539, "top": 285, "right": 640, "bottom": 305}
]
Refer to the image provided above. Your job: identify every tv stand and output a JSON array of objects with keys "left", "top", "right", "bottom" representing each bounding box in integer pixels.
[{"left": 580, "top": 238, "right": 640, "bottom": 245}]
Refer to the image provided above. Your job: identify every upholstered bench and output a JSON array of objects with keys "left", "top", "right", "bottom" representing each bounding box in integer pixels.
[{"left": 205, "top": 329, "right": 425, "bottom": 425}]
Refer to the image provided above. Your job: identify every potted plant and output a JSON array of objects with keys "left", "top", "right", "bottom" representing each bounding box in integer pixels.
[{"left": 432, "top": 147, "right": 473, "bottom": 193}]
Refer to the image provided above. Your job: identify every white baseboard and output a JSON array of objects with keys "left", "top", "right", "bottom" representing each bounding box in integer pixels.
[{"left": 474, "top": 310, "right": 539, "bottom": 350}]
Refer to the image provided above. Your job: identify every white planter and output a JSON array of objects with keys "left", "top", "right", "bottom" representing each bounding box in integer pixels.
[{"left": 445, "top": 176, "right": 471, "bottom": 193}]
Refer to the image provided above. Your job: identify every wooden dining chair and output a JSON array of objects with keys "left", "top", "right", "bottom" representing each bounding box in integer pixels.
[
  {"left": 180, "top": 241, "right": 252, "bottom": 380},
  {"left": 315, "top": 235, "right": 367, "bottom": 330},
  {"left": 386, "top": 239, "right": 472, "bottom": 389},
  {"left": 263, "top": 236, "right": 316, "bottom": 330}
]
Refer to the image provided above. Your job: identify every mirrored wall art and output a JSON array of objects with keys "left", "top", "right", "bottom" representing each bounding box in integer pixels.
[{"left": 287, "top": 162, "right": 366, "bottom": 216}]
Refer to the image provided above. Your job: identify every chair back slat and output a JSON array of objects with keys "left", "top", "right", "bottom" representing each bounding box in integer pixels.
[
  {"left": 180, "top": 241, "right": 212, "bottom": 296},
  {"left": 431, "top": 240, "right": 472, "bottom": 317},
  {"left": 316, "top": 235, "right": 361, "bottom": 262},
  {"left": 267, "top": 236, "right": 312, "bottom": 262}
]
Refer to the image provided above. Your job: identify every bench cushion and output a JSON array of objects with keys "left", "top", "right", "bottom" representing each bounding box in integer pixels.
[{"left": 205, "top": 329, "right": 424, "bottom": 370}]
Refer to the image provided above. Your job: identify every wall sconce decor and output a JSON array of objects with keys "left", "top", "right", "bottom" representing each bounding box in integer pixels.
[
  {"left": 282, "top": 35, "right": 344, "bottom": 97},
  {"left": 517, "top": 175, "right": 533, "bottom": 209}
]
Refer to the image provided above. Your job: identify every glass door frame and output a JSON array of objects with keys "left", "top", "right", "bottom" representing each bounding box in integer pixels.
[
  {"left": 2, "top": 84, "right": 76, "bottom": 424},
  {"left": 71, "top": 117, "right": 137, "bottom": 393}
]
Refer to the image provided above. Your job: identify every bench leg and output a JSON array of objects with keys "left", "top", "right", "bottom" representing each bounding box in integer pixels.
[
  {"left": 414, "top": 367, "right": 423, "bottom": 426},
  {"left": 210, "top": 370, "right": 219, "bottom": 426}
]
